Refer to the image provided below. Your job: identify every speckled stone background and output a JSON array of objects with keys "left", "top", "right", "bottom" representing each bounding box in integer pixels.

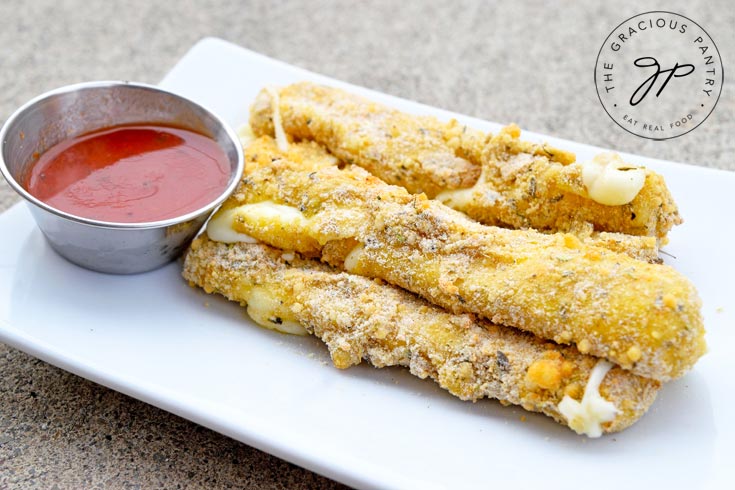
[{"left": 0, "top": 1, "right": 732, "bottom": 488}]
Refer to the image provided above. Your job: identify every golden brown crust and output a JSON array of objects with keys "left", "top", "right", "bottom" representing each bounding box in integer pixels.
[
  {"left": 250, "top": 82, "right": 481, "bottom": 198},
  {"left": 221, "top": 137, "right": 705, "bottom": 381},
  {"left": 183, "top": 237, "right": 660, "bottom": 433},
  {"left": 578, "top": 231, "right": 660, "bottom": 263},
  {"left": 249, "top": 82, "right": 681, "bottom": 239},
  {"left": 457, "top": 125, "right": 682, "bottom": 239}
]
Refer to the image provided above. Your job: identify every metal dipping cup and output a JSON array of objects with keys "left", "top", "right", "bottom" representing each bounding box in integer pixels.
[{"left": 0, "top": 81, "right": 244, "bottom": 274}]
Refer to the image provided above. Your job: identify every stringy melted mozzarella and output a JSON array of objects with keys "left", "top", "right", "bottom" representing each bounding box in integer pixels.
[
  {"left": 581, "top": 153, "right": 645, "bottom": 206},
  {"left": 558, "top": 360, "right": 619, "bottom": 437}
]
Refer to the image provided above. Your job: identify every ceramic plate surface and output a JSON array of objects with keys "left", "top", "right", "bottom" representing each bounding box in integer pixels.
[{"left": 1, "top": 37, "right": 733, "bottom": 490}]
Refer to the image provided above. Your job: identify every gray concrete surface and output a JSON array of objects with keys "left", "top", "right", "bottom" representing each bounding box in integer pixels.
[{"left": 0, "top": 1, "right": 732, "bottom": 488}]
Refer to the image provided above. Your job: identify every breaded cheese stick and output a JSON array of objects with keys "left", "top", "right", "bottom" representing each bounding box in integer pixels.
[
  {"left": 249, "top": 82, "right": 681, "bottom": 239},
  {"left": 241, "top": 108, "right": 658, "bottom": 262},
  {"left": 250, "top": 82, "right": 483, "bottom": 197},
  {"left": 183, "top": 236, "right": 661, "bottom": 435},
  {"left": 210, "top": 137, "right": 705, "bottom": 381},
  {"left": 436, "top": 125, "right": 682, "bottom": 241},
  {"left": 233, "top": 135, "right": 659, "bottom": 262}
]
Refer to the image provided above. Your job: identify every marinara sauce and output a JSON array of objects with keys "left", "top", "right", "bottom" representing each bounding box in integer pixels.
[{"left": 24, "top": 125, "right": 230, "bottom": 223}]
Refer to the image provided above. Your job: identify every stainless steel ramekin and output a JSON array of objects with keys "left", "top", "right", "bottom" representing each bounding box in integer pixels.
[{"left": 0, "top": 81, "right": 244, "bottom": 274}]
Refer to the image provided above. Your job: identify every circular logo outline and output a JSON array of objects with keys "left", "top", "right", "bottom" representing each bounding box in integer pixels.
[{"left": 594, "top": 10, "right": 724, "bottom": 141}]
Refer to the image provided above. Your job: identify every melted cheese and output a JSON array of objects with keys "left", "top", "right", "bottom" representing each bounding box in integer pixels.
[
  {"left": 344, "top": 243, "right": 365, "bottom": 272},
  {"left": 266, "top": 86, "right": 289, "bottom": 152},
  {"left": 581, "top": 153, "right": 645, "bottom": 206},
  {"left": 558, "top": 360, "right": 618, "bottom": 437},
  {"left": 435, "top": 187, "right": 475, "bottom": 209},
  {"left": 235, "top": 201, "right": 307, "bottom": 228},
  {"left": 246, "top": 286, "right": 308, "bottom": 336},
  {"left": 237, "top": 123, "right": 256, "bottom": 147},
  {"left": 206, "top": 208, "right": 258, "bottom": 244},
  {"left": 208, "top": 202, "right": 309, "bottom": 245}
]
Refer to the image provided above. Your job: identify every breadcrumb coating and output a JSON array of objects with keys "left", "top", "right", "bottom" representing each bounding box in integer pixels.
[
  {"left": 250, "top": 82, "right": 482, "bottom": 197},
  {"left": 249, "top": 82, "right": 681, "bottom": 239},
  {"left": 450, "top": 125, "right": 682, "bottom": 240},
  {"left": 183, "top": 237, "right": 660, "bottom": 434},
  {"left": 218, "top": 137, "right": 705, "bottom": 381}
]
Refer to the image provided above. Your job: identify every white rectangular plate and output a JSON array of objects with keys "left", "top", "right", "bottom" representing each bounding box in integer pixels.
[{"left": 1, "top": 37, "right": 733, "bottom": 490}]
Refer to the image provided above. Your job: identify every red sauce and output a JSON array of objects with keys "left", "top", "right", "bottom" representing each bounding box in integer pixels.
[{"left": 24, "top": 125, "right": 231, "bottom": 223}]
